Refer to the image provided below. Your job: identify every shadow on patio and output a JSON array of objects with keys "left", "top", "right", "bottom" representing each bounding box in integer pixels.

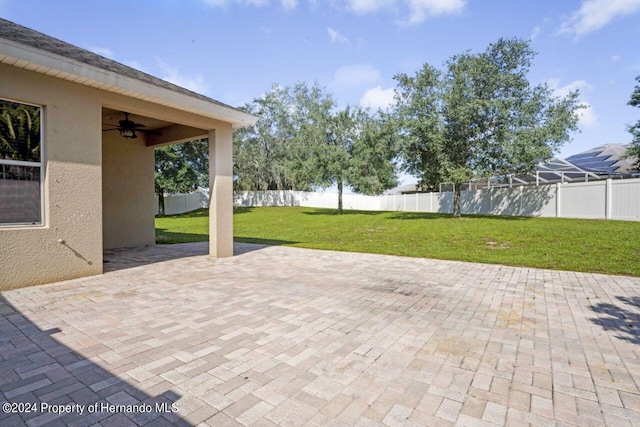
[
  {"left": 104, "top": 242, "right": 276, "bottom": 273},
  {"left": 0, "top": 295, "right": 188, "bottom": 426},
  {"left": 590, "top": 296, "right": 640, "bottom": 345}
]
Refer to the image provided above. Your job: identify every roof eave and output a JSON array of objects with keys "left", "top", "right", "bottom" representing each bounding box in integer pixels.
[{"left": 0, "top": 38, "right": 257, "bottom": 129}]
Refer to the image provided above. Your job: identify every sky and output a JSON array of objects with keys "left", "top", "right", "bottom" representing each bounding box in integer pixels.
[{"left": 1, "top": 0, "right": 639, "bottom": 165}]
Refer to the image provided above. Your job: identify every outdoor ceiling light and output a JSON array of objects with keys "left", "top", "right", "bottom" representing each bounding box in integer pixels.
[
  {"left": 119, "top": 129, "right": 137, "bottom": 139},
  {"left": 103, "top": 112, "right": 158, "bottom": 140}
]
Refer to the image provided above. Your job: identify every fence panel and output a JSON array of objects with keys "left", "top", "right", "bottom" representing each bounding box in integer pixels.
[
  {"left": 520, "top": 185, "right": 557, "bottom": 217},
  {"left": 461, "top": 189, "right": 492, "bottom": 215},
  {"left": 560, "top": 181, "right": 606, "bottom": 219},
  {"left": 405, "top": 194, "right": 415, "bottom": 212},
  {"left": 611, "top": 178, "right": 640, "bottom": 220},
  {"left": 489, "top": 187, "right": 518, "bottom": 216},
  {"left": 435, "top": 192, "right": 453, "bottom": 213},
  {"left": 416, "top": 193, "right": 433, "bottom": 212},
  {"left": 155, "top": 192, "right": 208, "bottom": 215}
]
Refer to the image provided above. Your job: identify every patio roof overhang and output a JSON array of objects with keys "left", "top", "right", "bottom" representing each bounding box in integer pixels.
[{"left": 0, "top": 36, "right": 257, "bottom": 129}]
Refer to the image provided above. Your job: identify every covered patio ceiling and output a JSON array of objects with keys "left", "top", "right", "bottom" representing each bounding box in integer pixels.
[{"left": 102, "top": 107, "right": 209, "bottom": 147}]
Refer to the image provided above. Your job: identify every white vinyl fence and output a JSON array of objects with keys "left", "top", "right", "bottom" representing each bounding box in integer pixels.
[
  {"left": 234, "top": 178, "right": 640, "bottom": 221},
  {"left": 233, "top": 190, "right": 382, "bottom": 212},
  {"left": 159, "top": 178, "right": 640, "bottom": 221},
  {"left": 154, "top": 188, "right": 209, "bottom": 216}
]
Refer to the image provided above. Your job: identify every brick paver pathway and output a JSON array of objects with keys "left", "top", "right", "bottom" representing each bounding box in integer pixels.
[{"left": 1, "top": 242, "right": 639, "bottom": 426}]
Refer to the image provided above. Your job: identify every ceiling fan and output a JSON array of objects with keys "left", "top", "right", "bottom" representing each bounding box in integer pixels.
[{"left": 102, "top": 112, "right": 162, "bottom": 139}]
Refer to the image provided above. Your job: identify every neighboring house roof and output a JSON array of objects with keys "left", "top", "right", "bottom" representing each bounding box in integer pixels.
[
  {"left": 564, "top": 143, "right": 635, "bottom": 174},
  {"left": 384, "top": 184, "right": 419, "bottom": 195},
  {"left": 537, "top": 143, "right": 635, "bottom": 182},
  {"left": 390, "top": 143, "right": 638, "bottom": 193},
  {"left": 0, "top": 18, "right": 256, "bottom": 127}
]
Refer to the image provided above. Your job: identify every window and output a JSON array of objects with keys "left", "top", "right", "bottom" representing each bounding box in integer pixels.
[{"left": 0, "top": 99, "right": 43, "bottom": 225}]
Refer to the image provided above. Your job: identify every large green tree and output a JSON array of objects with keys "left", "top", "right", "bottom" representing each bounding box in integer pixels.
[
  {"left": 155, "top": 139, "right": 208, "bottom": 216},
  {"left": 394, "top": 37, "right": 582, "bottom": 217},
  {"left": 627, "top": 75, "right": 640, "bottom": 171},
  {"left": 234, "top": 81, "right": 397, "bottom": 211},
  {"left": 233, "top": 82, "right": 333, "bottom": 191},
  {"left": 311, "top": 105, "right": 398, "bottom": 213},
  {"left": 234, "top": 84, "right": 302, "bottom": 191}
]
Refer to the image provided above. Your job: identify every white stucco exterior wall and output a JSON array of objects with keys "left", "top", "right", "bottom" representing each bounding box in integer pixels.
[
  {"left": 0, "top": 63, "right": 103, "bottom": 290},
  {"left": 102, "top": 132, "right": 156, "bottom": 249}
]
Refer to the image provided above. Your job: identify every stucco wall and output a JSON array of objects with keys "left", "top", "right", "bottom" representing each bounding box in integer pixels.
[
  {"left": 0, "top": 63, "right": 103, "bottom": 290},
  {"left": 102, "top": 132, "right": 155, "bottom": 249}
]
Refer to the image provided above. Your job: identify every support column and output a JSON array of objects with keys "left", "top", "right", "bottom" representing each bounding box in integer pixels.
[{"left": 208, "top": 124, "right": 234, "bottom": 257}]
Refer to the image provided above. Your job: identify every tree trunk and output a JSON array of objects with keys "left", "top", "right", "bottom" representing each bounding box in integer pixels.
[
  {"left": 158, "top": 192, "right": 165, "bottom": 216},
  {"left": 453, "top": 183, "right": 461, "bottom": 218},
  {"left": 337, "top": 180, "right": 343, "bottom": 214}
]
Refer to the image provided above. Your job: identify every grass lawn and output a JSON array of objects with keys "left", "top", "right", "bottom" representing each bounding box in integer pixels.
[{"left": 155, "top": 207, "right": 640, "bottom": 277}]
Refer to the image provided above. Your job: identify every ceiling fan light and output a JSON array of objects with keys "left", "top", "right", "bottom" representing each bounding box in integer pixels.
[{"left": 119, "top": 128, "right": 135, "bottom": 139}]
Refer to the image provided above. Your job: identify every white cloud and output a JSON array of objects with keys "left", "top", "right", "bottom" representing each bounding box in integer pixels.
[
  {"left": 405, "top": 0, "right": 466, "bottom": 24},
  {"left": 281, "top": 0, "right": 297, "bottom": 9},
  {"left": 327, "top": 27, "right": 348, "bottom": 43},
  {"left": 332, "top": 64, "right": 381, "bottom": 88},
  {"left": 156, "top": 58, "right": 210, "bottom": 95},
  {"left": 87, "top": 46, "right": 115, "bottom": 59},
  {"left": 548, "top": 78, "right": 591, "bottom": 97},
  {"left": 360, "top": 86, "right": 396, "bottom": 110},
  {"left": 559, "top": 0, "right": 640, "bottom": 39},
  {"left": 530, "top": 26, "right": 541, "bottom": 40},
  {"left": 347, "top": 0, "right": 396, "bottom": 14},
  {"left": 548, "top": 79, "right": 598, "bottom": 129},
  {"left": 576, "top": 102, "right": 598, "bottom": 128}
]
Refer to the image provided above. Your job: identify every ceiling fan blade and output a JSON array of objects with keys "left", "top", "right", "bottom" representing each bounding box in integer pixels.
[
  {"left": 133, "top": 123, "right": 147, "bottom": 128},
  {"left": 138, "top": 129, "right": 162, "bottom": 136},
  {"left": 102, "top": 128, "right": 119, "bottom": 132}
]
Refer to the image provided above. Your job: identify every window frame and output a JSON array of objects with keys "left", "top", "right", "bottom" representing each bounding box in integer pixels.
[{"left": 0, "top": 97, "right": 45, "bottom": 227}]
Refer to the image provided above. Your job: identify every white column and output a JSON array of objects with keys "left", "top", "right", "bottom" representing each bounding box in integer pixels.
[{"left": 208, "top": 124, "right": 234, "bottom": 258}]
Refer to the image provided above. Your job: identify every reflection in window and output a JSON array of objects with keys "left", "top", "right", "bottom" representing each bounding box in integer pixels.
[{"left": 0, "top": 99, "right": 43, "bottom": 225}]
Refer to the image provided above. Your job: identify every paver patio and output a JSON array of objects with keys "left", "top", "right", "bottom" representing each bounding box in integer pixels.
[{"left": 1, "top": 242, "right": 639, "bottom": 426}]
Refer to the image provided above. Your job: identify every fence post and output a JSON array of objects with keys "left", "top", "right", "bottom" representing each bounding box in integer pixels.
[
  {"left": 605, "top": 178, "right": 612, "bottom": 219},
  {"left": 490, "top": 187, "right": 493, "bottom": 215},
  {"left": 556, "top": 183, "right": 562, "bottom": 218},
  {"left": 519, "top": 186, "right": 523, "bottom": 216}
]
